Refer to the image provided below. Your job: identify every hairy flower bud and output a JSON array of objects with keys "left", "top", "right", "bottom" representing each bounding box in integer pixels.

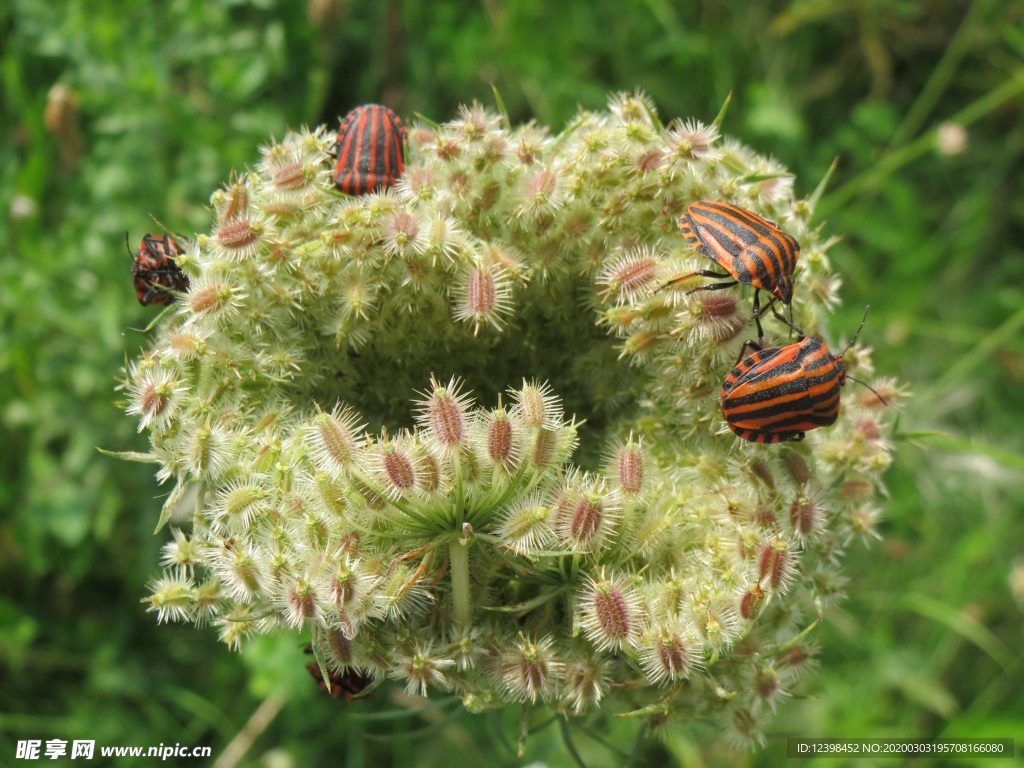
[
  {"left": 496, "top": 494, "right": 553, "bottom": 555},
  {"left": 553, "top": 475, "right": 620, "bottom": 551},
  {"left": 453, "top": 262, "right": 513, "bottom": 334},
  {"left": 127, "top": 368, "right": 183, "bottom": 431},
  {"left": 579, "top": 572, "right": 642, "bottom": 651},
  {"left": 789, "top": 492, "right": 826, "bottom": 538},
  {"left": 394, "top": 643, "right": 454, "bottom": 697},
  {"left": 500, "top": 633, "right": 563, "bottom": 703},
  {"left": 759, "top": 537, "right": 796, "bottom": 592},
  {"left": 376, "top": 440, "right": 417, "bottom": 499},
  {"left": 513, "top": 380, "right": 562, "bottom": 429},
  {"left": 307, "top": 406, "right": 363, "bottom": 478},
  {"left": 216, "top": 215, "right": 266, "bottom": 260},
  {"left": 609, "top": 437, "right": 645, "bottom": 496},
  {"left": 739, "top": 583, "right": 767, "bottom": 620},
  {"left": 561, "top": 653, "right": 608, "bottom": 713},
  {"left": 417, "top": 376, "right": 472, "bottom": 451},
  {"left": 638, "top": 622, "right": 697, "bottom": 684},
  {"left": 477, "top": 408, "right": 519, "bottom": 471}
]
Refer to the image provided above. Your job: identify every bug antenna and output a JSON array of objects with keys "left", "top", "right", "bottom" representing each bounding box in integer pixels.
[
  {"left": 125, "top": 231, "right": 133, "bottom": 258},
  {"left": 841, "top": 305, "right": 871, "bottom": 356},
  {"left": 846, "top": 376, "right": 889, "bottom": 407}
]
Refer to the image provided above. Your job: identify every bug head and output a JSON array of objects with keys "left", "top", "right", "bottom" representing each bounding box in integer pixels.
[{"left": 772, "top": 274, "right": 794, "bottom": 305}]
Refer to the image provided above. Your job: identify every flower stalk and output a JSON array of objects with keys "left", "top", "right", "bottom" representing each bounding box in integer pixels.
[{"left": 449, "top": 532, "right": 472, "bottom": 628}]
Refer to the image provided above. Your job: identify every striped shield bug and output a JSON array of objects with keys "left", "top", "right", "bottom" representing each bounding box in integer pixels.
[
  {"left": 667, "top": 200, "right": 800, "bottom": 337},
  {"left": 719, "top": 308, "right": 884, "bottom": 444},
  {"left": 333, "top": 104, "right": 406, "bottom": 195},
  {"left": 128, "top": 233, "right": 189, "bottom": 306}
]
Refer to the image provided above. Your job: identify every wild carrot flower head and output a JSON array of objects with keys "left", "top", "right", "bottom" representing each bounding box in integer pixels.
[{"left": 118, "top": 94, "right": 896, "bottom": 747}]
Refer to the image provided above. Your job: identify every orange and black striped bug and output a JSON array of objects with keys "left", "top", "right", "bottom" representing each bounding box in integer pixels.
[
  {"left": 719, "top": 308, "right": 886, "bottom": 444},
  {"left": 667, "top": 200, "right": 800, "bottom": 338},
  {"left": 333, "top": 104, "right": 406, "bottom": 195},
  {"left": 128, "top": 233, "right": 189, "bottom": 306}
]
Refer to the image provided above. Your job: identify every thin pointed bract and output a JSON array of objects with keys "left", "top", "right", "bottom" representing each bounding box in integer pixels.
[
  {"left": 808, "top": 157, "right": 840, "bottom": 216},
  {"left": 713, "top": 90, "right": 733, "bottom": 129}
]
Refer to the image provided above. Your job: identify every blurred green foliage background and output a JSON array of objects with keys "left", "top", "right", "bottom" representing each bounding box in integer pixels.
[{"left": 2, "top": 0, "right": 1023, "bottom": 765}]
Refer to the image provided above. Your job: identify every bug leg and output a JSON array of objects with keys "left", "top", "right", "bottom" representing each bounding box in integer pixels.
[
  {"left": 751, "top": 290, "right": 766, "bottom": 341},
  {"left": 771, "top": 300, "right": 798, "bottom": 337},
  {"left": 659, "top": 271, "right": 735, "bottom": 291},
  {"left": 733, "top": 338, "right": 763, "bottom": 367},
  {"left": 143, "top": 303, "right": 176, "bottom": 333},
  {"left": 685, "top": 276, "right": 739, "bottom": 295},
  {"left": 756, "top": 294, "right": 805, "bottom": 339},
  {"left": 785, "top": 301, "right": 797, "bottom": 336}
]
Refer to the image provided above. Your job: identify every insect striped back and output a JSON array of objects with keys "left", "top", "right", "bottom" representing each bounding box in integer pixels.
[
  {"left": 129, "top": 233, "right": 189, "bottom": 306},
  {"left": 677, "top": 200, "right": 799, "bottom": 304},
  {"left": 720, "top": 336, "right": 845, "bottom": 444},
  {"left": 333, "top": 104, "right": 406, "bottom": 196}
]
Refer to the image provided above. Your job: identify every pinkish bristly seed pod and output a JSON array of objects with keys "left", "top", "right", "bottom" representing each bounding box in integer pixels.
[
  {"left": 500, "top": 633, "right": 563, "bottom": 703},
  {"left": 416, "top": 376, "right": 472, "bottom": 451},
  {"left": 579, "top": 572, "right": 642, "bottom": 651},
  {"left": 453, "top": 263, "right": 513, "bottom": 334}
]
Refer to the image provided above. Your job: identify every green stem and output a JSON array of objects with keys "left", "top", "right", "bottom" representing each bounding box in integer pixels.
[
  {"left": 609, "top": 497, "right": 635, "bottom": 561},
  {"left": 452, "top": 451, "right": 465, "bottom": 526},
  {"left": 449, "top": 538, "right": 471, "bottom": 627},
  {"left": 820, "top": 69, "right": 1024, "bottom": 216},
  {"left": 920, "top": 302, "right": 1024, "bottom": 405},
  {"left": 886, "top": 0, "right": 992, "bottom": 149}
]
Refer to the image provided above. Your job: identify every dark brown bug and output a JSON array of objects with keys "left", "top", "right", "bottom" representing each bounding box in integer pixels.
[
  {"left": 128, "top": 233, "right": 189, "bottom": 306},
  {"left": 305, "top": 662, "right": 375, "bottom": 701},
  {"left": 668, "top": 200, "right": 800, "bottom": 337},
  {"left": 333, "top": 104, "right": 406, "bottom": 195}
]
